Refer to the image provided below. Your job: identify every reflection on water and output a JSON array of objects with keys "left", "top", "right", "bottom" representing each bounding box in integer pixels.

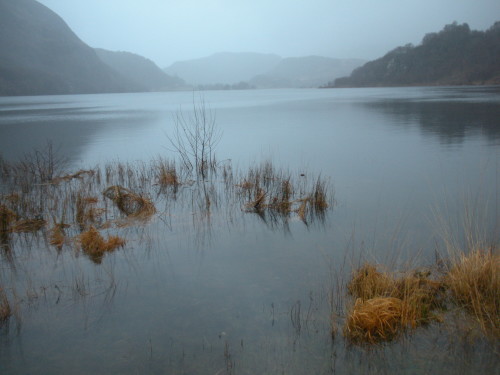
[{"left": 0, "top": 87, "right": 499, "bottom": 374}]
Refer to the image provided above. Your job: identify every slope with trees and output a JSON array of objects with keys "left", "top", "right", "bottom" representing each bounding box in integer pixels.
[{"left": 332, "top": 22, "right": 500, "bottom": 87}]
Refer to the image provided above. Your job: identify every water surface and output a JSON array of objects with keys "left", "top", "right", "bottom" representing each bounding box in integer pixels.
[{"left": 0, "top": 87, "right": 499, "bottom": 374}]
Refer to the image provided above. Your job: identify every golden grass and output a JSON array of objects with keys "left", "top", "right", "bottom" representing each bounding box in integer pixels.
[
  {"left": 10, "top": 218, "right": 46, "bottom": 233},
  {"left": 347, "top": 264, "right": 395, "bottom": 300},
  {"left": 79, "top": 226, "right": 126, "bottom": 263},
  {"left": 344, "top": 263, "right": 445, "bottom": 343},
  {"left": 0, "top": 205, "right": 17, "bottom": 232},
  {"left": 345, "top": 297, "right": 403, "bottom": 343},
  {"left": 49, "top": 223, "right": 69, "bottom": 248},
  {"left": 445, "top": 248, "right": 499, "bottom": 334},
  {"left": 103, "top": 185, "right": 156, "bottom": 219},
  {"left": 0, "top": 287, "right": 11, "bottom": 324}
]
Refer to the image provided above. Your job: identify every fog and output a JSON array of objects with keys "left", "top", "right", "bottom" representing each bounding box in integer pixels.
[{"left": 37, "top": 0, "right": 500, "bottom": 68}]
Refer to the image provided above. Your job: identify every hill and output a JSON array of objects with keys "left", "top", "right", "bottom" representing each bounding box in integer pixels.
[
  {"left": 95, "top": 49, "right": 185, "bottom": 91},
  {"left": 164, "top": 52, "right": 282, "bottom": 85},
  {"left": 249, "top": 56, "right": 365, "bottom": 88},
  {"left": 0, "top": 0, "right": 142, "bottom": 96},
  {"left": 332, "top": 22, "right": 500, "bottom": 88}
]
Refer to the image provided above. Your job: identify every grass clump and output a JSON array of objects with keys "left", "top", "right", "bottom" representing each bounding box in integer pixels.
[
  {"left": 0, "top": 287, "right": 11, "bottom": 324},
  {"left": 445, "top": 248, "right": 499, "bottom": 334},
  {"left": 79, "top": 226, "right": 126, "bottom": 263},
  {"left": 345, "top": 297, "right": 403, "bottom": 343},
  {"left": 10, "top": 217, "right": 46, "bottom": 233},
  {"left": 0, "top": 205, "right": 17, "bottom": 233},
  {"left": 344, "top": 263, "right": 445, "bottom": 344},
  {"left": 103, "top": 185, "right": 156, "bottom": 219}
]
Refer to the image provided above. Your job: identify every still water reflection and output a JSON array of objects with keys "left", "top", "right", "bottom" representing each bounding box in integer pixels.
[{"left": 0, "top": 87, "right": 499, "bottom": 374}]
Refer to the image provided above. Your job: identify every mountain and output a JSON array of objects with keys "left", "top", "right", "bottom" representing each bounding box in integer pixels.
[
  {"left": 249, "top": 56, "right": 365, "bottom": 88},
  {"left": 95, "top": 49, "right": 185, "bottom": 91},
  {"left": 0, "top": 0, "right": 142, "bottom": 96},
  {"left": 332, "top": 22, "right": 500, "bottom": 88},
  {"left": 164, "top": 52, "right": 282, "bottom": 85}
]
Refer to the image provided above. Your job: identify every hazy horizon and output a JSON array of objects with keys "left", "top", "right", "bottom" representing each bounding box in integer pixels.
[{"left": 32, "top": 0, "right": 500, "bottom": 68}]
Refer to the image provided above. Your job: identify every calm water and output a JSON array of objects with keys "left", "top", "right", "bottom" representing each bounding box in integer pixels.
[{"left": 0, "top": 87, "right": 499, "bottom": 374}]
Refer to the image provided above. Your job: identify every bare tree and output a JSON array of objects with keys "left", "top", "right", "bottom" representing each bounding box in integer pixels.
[{"left": 166, "top": 97, "right": 222, "bottom": 179}]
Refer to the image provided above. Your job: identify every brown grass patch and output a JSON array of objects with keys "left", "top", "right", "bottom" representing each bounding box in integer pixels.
[
  {"left": 52, "top": 169, "right": 95, "bottom": 183},
  {"left": 49, "top": 223, "right": 69, "bottom": 248},
  {"left": 0, "top": 287, "right": 11, "bottom": 324},
  {"left": 10, "top": 218, "right": 46, "bottom": 233},
  {"left": 345, "top": 264, "right": 445, "bottom": 343},
  {"left": 347, "top": 264, "right": 396, "bottom": 300},
  {"left": 103, "top": 185, "right": 156, "bottom": 219},
  {"left": 345, "top": 297, "right": 403, "bottom": 343},
  {"left": 0, "top": 205, "right": 17, "bottom": 232},
  {"left": 79, "top": 226, "right": 126, "bottom": 263},
  {"left": 445, "top": 248, "right": 499, "bottom": 334}
]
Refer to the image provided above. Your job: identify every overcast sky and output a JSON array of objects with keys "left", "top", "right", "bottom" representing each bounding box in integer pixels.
[{"left": 37, "top": 0, "right": 500, "bottom": 68}]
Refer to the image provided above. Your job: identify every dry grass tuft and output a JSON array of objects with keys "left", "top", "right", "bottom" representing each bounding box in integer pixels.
[
  {"left": 445, "top": 248, "right": 499, "bottom": 334},
  {"left": 345, "top": 297, "right": 403, "bottom": 343},
  {"left": 10, "top": 218, "right": 46, "bottom": 233},
  {"left": 345, "top": 264, "right": 445, "bottom": 343},
  {"left": 347, "top": 264, "right": 395, "bottom": 300},
  {"left": 79, "top": 226, "right": 125, "bottom": 263},
  {"left": 49, "top": 223, "right": 69, "bottom": 248},
  {"left": 0, "top": 287, "right": 11, "bottom": 324},
  {"left": 52, "top": 169, "right": 95, "bottom": 183},
  {"left": 103, "top": 185, "right": 156, "bottom": 219},
  {"left": 0, "top": 205, "right": 17, "bottom": 232},
  {"left": 157, "top": 163, "right": 179, "bottom": 187}
]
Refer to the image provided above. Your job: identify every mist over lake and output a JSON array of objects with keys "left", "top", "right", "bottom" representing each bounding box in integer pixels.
[{"left": 0, "top": 87, "right": 499, "bottom": 374}]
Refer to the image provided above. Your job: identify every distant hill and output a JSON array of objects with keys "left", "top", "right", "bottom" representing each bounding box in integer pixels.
[
  {"left": 164, "top": 52, "right": 282, "bottom": 85},
  {"left": 95, "top": 48, "right": 185, "bottom": 91},
  {"left": 249, "top": 56, "right": 365, "bottom": 88},
  {"left": 0, "top": 0, "right": 142, "bottom": 96},
  {"left": 332, "top": 22, "right": 500, "bottom": 88}
]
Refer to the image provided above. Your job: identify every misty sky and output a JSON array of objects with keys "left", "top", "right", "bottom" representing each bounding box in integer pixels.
[{"left": 37, "top": 0, "right": 500, "bottom": 68}]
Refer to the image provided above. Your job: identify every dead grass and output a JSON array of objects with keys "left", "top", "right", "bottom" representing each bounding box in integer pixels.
[
  {"left": 0, "top": 287, "right": 11, "bottom": 324},
  {"left": 49, "top": 223, "right": 69, "bottom": 249},
  {"left": 445, "top": 248, "right": 499, "bottom": 334},
  {"left": 345, "top": 297, "right": 403, "bottom": 343},
  {"left": 344, "top": 263, "right": 445, "bottom": 343},
  {"left": 103, "top": 185, "right": 156, "bottom": 219},
  {"left": 156, "top": 159, "right": 180, "bottom": 187},
  {"left": 10, "top": 218, "right": 46, "bottom": 233},
  {"left": 347, "top": 264, "right": 396, "bottom": 300},
  {"left": 79, "top": 226, "right": 126, "bottom": 263},
  {"left": 0, "top": 205, "right": 17, "bottom": 232}
]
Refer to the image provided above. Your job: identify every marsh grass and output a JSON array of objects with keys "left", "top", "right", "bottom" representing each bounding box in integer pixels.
[
  {"left": 344, "top": 263, "right": 446, "bottom": 343},
  {"left": 237, "top": 161, "right": 331, "bottom": 225},
  {"left": 103, "top": 185, "right": 156, "bottom": 219},
  {"left": 0, "top": 287, "right": 11, "bottom": 324},
  {"left": 445, "top": 247, "right": 499, "bottom": 335},
  {"left": 79, "top": 226, "right": 126, "bottom": 264}
]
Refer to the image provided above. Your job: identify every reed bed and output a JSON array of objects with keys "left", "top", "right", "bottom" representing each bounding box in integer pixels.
[{"left": 236, "top": 161, "right": 331, "bottom": 224}]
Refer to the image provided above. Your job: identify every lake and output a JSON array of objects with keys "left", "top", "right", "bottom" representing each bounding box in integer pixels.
[{"left": 0, "top": 87, "right": 499, "bottom": 374}]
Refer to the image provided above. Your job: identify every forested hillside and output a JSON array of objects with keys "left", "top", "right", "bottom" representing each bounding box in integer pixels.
[{"left": 333, "top": 22, "right": 500, "bottom": 87}]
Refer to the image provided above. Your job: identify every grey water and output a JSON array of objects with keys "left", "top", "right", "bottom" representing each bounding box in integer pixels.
[{"left": 0, "top": 87, "right": 499, "bottom": 374}]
